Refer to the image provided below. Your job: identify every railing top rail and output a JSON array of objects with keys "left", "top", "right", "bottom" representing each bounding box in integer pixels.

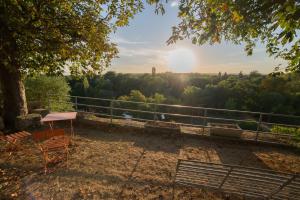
[
  {"left": 48, "top": 94, "right": 300, "bottom": 119},
  {"left": 71, "top": 102, "right": 300, "bottom": 128}
]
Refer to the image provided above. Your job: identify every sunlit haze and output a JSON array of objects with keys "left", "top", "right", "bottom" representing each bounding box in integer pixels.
[
  {"left": 167, "top": 48, "right": 197, "bottom": 72},
  {"left": 110, "top": 1, "right": 284, "bottom": 74}
]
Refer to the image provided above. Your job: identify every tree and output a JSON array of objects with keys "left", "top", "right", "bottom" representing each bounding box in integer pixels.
[
  {"left": 0, "top": 0, "right": 143, "bottom": 129},
  {"left": 25, "top": 76, "right": 73, "bottom": 112},
  {"left": 182, "top": 86, "right": 202, "bottom": 106},
  {"left": 164, "top": 0, "right": 300, "bottom": 72},
  {"left": 149, "top": 93, "right": 166, "bottom": 104}
]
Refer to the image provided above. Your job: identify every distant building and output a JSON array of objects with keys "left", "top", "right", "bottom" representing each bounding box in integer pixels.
[{"left": 152, "top": 67, "right": 156, "bottom": 76}]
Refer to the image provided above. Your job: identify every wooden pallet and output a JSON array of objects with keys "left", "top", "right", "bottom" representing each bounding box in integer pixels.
[
  {"left": 0, "top": 131, "right": 32, "bottom": 155},
  {"left": 174, "top": 159, "right": 300, "bottom": 199}
]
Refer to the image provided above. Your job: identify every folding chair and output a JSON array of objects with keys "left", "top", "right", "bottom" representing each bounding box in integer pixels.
[{"left": 33, "top": 129, "right": 70, "bottom": 174}]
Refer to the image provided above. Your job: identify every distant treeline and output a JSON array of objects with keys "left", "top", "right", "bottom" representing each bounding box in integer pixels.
[{"left": 66, "top": 71, "right": 300, "bottom": 115}]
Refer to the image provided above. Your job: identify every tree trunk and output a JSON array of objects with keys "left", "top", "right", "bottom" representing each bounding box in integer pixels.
[{"left": 0, "top": 66, "right": 28, "bottom": 130}]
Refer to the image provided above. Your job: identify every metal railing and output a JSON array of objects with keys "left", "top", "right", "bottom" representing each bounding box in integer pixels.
[
  {"left": 45, "top": 95, "right": 300, "bottom": 145},
  {"left": 175, "top": 159, "right": 300, "bottom": 200}
]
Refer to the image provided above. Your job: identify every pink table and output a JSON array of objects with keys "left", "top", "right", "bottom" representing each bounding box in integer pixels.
[{"left": 41, "top": 112, "right": 77, "bottom": 137}]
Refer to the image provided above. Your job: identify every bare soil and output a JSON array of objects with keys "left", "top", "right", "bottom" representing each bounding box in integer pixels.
[{"left": 1, "top": 122, "right": 300, "bottom": 200}]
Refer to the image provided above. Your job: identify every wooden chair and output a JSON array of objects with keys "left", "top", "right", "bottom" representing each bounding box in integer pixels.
[
  {"left": 33, "top": 129, "right": 70, "bottom": 174},
  {"left": 0, "top": 131, "right": 32, "bottom": 156}
]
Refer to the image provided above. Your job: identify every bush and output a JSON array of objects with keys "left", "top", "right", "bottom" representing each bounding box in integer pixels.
[
  {"left": 238, "top": 121, "right": 258, "bottom": 131},
  {"left": 271, "top": 125, "right": 300, "bottom": 141},
  {"left": 25, "top": 76, "right": 73, "bottom": 112}
]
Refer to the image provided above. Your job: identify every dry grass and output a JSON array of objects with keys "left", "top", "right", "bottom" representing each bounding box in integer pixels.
[{"left": 1, "top": 123, "right": 300, "bottom": 200}]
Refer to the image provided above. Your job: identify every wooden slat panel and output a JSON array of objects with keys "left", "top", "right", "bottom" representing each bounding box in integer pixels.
[
  {"left": 175, "top": 159, "right": 299, "bottom": 200},
  {"left": 178, "top": 165, "right": 228, "bottom": 175},
  {"left": 13, "top": 132, "right": 25, "bottom": 139},
  {"left": 17, "top": 132, "right": 27, "bottom": 137},
  {"left": 233, "top": 168, "right": 291, "bottom": 179}
]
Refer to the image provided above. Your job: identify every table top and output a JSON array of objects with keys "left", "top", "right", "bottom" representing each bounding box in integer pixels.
[{"left": 41, "top": 112, "right": 77, "bottom": 122}]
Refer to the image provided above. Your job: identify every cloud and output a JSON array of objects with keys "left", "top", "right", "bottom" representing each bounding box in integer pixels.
[
  {"left": 170, "top": 1, "right": 179, "bottom": 7},
  {"left": 117, "top": 46, "right": 167, "bottom": 57},
  {"left": 111, "top": 36, "right": 148, "bottom": 45}
]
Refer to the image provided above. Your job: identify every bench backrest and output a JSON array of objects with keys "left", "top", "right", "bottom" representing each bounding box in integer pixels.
[{"left": 33, "top": 129, "right": 65, "bottom": 142}]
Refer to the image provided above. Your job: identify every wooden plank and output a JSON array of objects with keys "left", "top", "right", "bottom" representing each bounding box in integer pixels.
[
  {"left": 176, "top": 179, "right": 220, "bottom": 189},
  {"left": 223, "top": 187, "right": 267, "bottom": 198},
  {"left": 233, "top": 168, "right": 291, "bottom": 179},
  {"left": 230, "top": 170, "right": 290, "bottom": 181},
  {"left": 176, "top": 174, "right": 223, "bottom": 185},
  {"left": 178, "top": 169, "right": 226, "bottom": 178},
  {"left": 223, "top": 181, "right": 276, "bottom": 192},
  {"left": 176, "top": 181, "right": 265, "bottom": 199},
  {"left": 272, "top": 192, "right": 299, "bottom": 200},
  {"left": 178, "top": 165, "right": 228, "bottom": 175},
  {"left": 17, "top": 131, "right": 28, "bottom": 137},
  {"left": 175, "top": 177, "right": 220, "bottom": 188},
  {"left": 176, "top": 172, "right": 225, "bottom": 182},
  {"left": 180, "top": 160, "right": 230, "bottom": 169},
  {"left": 14, "top": 132, "right": 26, "bottom": 139},
  {"left": 228, "top": 173, "right": 288, "bottom": 184},
  {"left": 178, "top": 159, "right": 292, "bottom": 176},
  {"left": 6, "top": 135, "right": 16, "bottom": 141},
  {"left": 179, "top": 162, "right": 229, "bottom": 171},
  {"left": 224, "top": 178, "right": 280, "bottom": 189}
]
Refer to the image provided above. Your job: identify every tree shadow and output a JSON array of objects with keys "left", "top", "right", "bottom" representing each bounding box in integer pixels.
[
  {"left": 75, "top": 126, "right": 182, "bottom": 154},
  {"left": 179, "top": 136, "right": 271, "bottom": 169}
]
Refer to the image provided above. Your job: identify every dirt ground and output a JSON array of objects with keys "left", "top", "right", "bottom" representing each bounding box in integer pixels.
[{"left": 1, "top": 123, "right": 300, "bottom": 200}]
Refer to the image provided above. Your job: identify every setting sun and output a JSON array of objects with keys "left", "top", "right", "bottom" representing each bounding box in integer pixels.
[{"left": 167, "top": 48, "right": 197, "bottom": 72}]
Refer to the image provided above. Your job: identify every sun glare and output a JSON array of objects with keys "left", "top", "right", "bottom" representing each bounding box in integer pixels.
[{"left": 167, "top": 48, "right": 197, "bottom": 73}]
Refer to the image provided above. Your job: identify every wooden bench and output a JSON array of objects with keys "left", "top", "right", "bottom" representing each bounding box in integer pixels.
[
  {"left": 174, "top": 159, "right": 300, "bottom": 199},
  {"left": 33, "top": 129, "right": 70, "bottom": 174},
  {"left": 0, "top": 131, "right": 32, "bottom": 156}
]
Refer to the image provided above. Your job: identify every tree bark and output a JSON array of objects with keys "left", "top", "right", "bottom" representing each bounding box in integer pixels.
[{"left": 0, "top": 66, "right": 28, "bottom": 130}]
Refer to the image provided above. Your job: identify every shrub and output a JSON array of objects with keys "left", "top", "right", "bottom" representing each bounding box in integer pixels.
[
  {"left": 25, "top": 76, "right": 73, "bottom": 112},
  {"left": 271, "top": 125, "right": 300, "bottom": 141},
  {"left": 238, "top": 121, "right": 258, "bottom": 131}
]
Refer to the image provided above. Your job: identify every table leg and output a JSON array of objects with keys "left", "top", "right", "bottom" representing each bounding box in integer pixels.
[
  {"left": 70, "top": 120, "right": 74, "bottom": 137},
  {"left": 49, "top": 121, "right": 54, "bottom": 131}
]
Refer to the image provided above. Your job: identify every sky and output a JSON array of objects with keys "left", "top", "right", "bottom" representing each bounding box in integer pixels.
[{"left": 109, "top": 1, "right": 284, "bottom": 74}]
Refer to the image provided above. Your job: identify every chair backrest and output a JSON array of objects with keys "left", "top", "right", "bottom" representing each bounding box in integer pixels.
[
  {"left": 33, "top": 129, "right": 65, "bottom": 142},
  {"left": 50, "top": 129, "right": 65, "bottom": 138}
]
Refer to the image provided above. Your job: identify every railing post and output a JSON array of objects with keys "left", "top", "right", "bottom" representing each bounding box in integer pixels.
[
  {"left": 75, "top": 96, "right": 78, "bottom": 111},
  {"left": 154, "top": 103, "right": 158, "bottom": 121},
  {"left": 203, "top": 109, "right": 207, "bottom": 126},
  {"left": 110, "top": 100, "right": 114, "bottom": 125},
  {"left": 255, "top": 113, "right": 262, "bottom": 141},
  {"left": 202, "top": 109, "right": 208, "bottom": 133}
]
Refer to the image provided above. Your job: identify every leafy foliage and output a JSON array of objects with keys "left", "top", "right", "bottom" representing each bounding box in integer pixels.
[
  {"left": 0, "top": 0, "right": 143, "bottom": 75},
  {"left": 182, "top": 86, "right": 202, "bottom": 106},
  {"left": 68, "top": 71, "right": 300, "bottom": 115},
  {"left": 25, "top": 76, "right": 73, "bottom": 111},
  {"left": 157, "top": 0, "right": 300, "bottom": 72},
  {"left": 271, "top": 125, "right": 300, "bottom": 141}
]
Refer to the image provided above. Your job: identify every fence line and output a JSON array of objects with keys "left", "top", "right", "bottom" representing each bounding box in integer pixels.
[
  {"left": 39, "top": 95, "right": 300, "bottom": 144},
  {"left": 68, "top": 95, "right": 300, "bottom": 119}
]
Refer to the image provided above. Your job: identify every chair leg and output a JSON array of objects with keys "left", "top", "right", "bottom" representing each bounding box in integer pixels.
[
  {"left": 65, "top": 147, "right": 69, "bottom": 168},
  {"left": 43, "top": 151, "right": 49, "bottom": 174}
]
